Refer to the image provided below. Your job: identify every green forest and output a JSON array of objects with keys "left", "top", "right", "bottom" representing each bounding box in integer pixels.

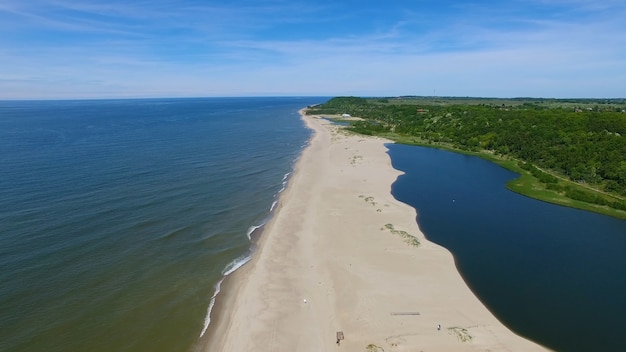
[{"left": 307, "top": 96, "right": 626, "bottom": 219}]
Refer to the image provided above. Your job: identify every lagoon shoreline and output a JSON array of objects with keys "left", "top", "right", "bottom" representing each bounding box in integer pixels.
[{"left": 197, "top": 109, "right": 549, "bottom": 351}]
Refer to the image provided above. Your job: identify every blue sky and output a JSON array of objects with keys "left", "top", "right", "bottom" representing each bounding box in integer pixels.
[{"left": 1, "top": 0, "right": 625, "bottom": 99}]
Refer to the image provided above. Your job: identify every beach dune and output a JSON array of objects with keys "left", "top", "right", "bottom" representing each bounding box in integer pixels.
[{"left": 200, "top": 110, "right": 549, "bottom": 351}]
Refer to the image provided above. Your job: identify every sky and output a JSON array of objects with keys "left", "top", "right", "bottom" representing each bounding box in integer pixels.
[{"left": 1, "top": 0, "right": 625, "bottom": 99}]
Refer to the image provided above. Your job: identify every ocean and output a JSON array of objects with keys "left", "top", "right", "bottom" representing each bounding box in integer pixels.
[{"left": 0, "top": 97, "right": 327, "bottom": 352}]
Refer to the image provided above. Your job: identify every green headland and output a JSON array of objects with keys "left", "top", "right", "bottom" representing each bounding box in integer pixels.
[{"left": 307, "top": 96, "right": 626, "bottom": 220}]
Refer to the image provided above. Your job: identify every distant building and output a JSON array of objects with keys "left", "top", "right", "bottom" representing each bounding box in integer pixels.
[{"left": 416, "top": 108, "right": 429, "bottom": 114}]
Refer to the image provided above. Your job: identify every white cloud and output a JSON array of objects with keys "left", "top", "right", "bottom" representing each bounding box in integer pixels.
[{"left": 0, "top": 0, "right": 624, "bottom": 98}]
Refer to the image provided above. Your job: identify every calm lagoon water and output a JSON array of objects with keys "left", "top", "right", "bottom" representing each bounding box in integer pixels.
[
  {"left": 0, "top": 97, "right": 326, "bottom": 352},
  {"left": 388, "top": 144, "right": 626, "bottom": 352}
]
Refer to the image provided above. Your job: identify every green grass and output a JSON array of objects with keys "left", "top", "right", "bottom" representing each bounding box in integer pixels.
[
  {"left": 365, "top": 343, "right": 384, "bottom": 352},
  {"left": 382, "top": 223, "right": 420, "bottom": 247},
  {"left": 448, "top": 327, "right": 472, "bottom": 342}
]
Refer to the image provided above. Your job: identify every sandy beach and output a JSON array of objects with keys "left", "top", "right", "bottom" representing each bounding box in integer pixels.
[{"left": 199, "top": 110, "right": 550, "bottom": 352}]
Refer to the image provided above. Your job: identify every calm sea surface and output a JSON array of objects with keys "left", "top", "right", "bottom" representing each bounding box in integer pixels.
[
  {"left": 388, "top": 144, "right": 626, "bottom": 352},
  {"left": 0, "top": 97, "right": 326, "bottom": 352}
]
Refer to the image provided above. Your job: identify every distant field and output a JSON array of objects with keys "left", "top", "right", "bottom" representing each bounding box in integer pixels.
[{"left": 367, "top": 96, "right": 626, "bottom": 110}]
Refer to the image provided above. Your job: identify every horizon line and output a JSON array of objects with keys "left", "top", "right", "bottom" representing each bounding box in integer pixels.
[{"left": 1, "top": 95, "right": 626, "bottom": 102}]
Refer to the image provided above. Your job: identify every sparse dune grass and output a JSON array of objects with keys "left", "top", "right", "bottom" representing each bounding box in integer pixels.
[
  {"left": 359, "top": 195, "right": 377, "bottom": 206},
  {"left": 382, "top": 223, "right": 420, "bottom": 247},
  {"left": 448, "top": 327, "right": 473, "bottom": 342},
  {"left": 365, "top": 343, "right": 385, "bottom": 352}
]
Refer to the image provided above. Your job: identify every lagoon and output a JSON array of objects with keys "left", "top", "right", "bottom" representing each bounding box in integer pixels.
[{"left": 388, "top": 144, "right": 626, "bottom": 351}]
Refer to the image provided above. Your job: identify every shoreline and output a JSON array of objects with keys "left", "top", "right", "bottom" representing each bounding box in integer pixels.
[{"left": 197, "top": 109, "right": 550, "bottom": 351}]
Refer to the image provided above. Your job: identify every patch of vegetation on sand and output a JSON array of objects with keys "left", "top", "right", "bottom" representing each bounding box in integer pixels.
[
  {"left": 359, "top": 195, "right": 378, "bottom": 207},
  {"left": 382, "top": 223, "right": 420, "bottom": 247},
  {"left": 365, "top": 343, "right": 385, "bottom": 352},
  {"left": 448, "top": 327, "right": 472, "bottom": 342}
]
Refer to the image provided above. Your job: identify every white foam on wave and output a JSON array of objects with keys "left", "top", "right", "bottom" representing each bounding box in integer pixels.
[
  {"left": 277, "top": 171, "right": 292, "bottom": 194},
  {"left": 199, "top": 253, "right": 252, "bottom": 338},
  {"left": 222, "top": 253, "right": 251, "bottom": 276},
  {"left": 199, "top": 162, "right": 300, "bottom": 338},
  {"left": 246, "top": 224, "right": 263, "bottom": 240}
]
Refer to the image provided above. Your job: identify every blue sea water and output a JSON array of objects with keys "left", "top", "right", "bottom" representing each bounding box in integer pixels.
[{"left": 0, "top": 97, "right": 326, "bottom": 352}]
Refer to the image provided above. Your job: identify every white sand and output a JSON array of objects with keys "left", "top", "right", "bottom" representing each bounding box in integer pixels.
[{"left": 200, "top": 110, "right": 550, "bottom": 351}]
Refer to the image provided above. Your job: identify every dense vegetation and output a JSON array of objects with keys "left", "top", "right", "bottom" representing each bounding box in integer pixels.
[{"left": 307, "top": 96, "right": 626, "bottom": 219}]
